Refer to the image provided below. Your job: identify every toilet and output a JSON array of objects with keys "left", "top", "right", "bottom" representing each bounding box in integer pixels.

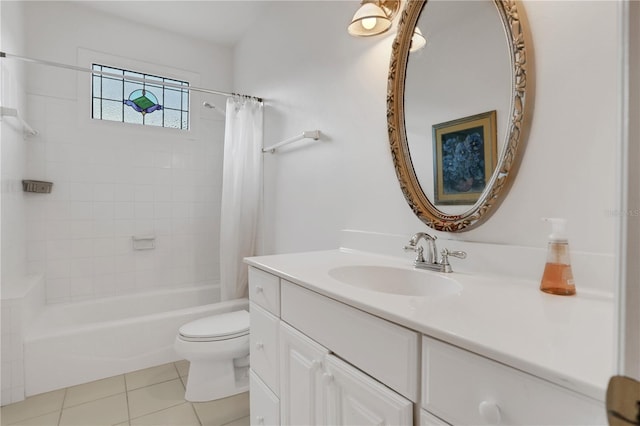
[{"left": 174, "top": 310, "right": 250, "bottom": 402}]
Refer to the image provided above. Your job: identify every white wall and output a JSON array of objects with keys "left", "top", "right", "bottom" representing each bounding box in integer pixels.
[
  {"left": 21, "top": 1, "right": 232, "bottom": 303},
  {"left": 234, "top": 1, "right": 619, "bottom": 262}
]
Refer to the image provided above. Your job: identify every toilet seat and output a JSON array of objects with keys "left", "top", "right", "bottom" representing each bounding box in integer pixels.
[{"left": 178, "top": 310, "right": 249, "bottom": 342}]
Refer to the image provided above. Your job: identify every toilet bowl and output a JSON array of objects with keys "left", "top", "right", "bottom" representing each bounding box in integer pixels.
[{"left": 174, "top": 310, "right": 250, "bottom": 402}]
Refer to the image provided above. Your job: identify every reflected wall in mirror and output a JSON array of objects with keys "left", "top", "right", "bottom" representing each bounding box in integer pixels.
[{"left": 387, "top": 0, "right": 529, "bottom": 232}]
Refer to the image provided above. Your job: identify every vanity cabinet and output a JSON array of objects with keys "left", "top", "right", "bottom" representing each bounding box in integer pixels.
[
  {"left": 248, "top": 265, "right": 606, "bottom": 426},
  {"left": 249, "top": 266, "right": 415, "bottom": 426}
]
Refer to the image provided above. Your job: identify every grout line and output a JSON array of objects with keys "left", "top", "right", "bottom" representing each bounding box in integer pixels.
[
  {"left": 220, "top": 416, "right": 250, "bottom": 426},
  {"left": 172, "top": 361, "right": 204, "bottom": 426},
  {"left": 58, "top": 388, "right": 68, "bottom": 425},
  {"left": 57, "top": 405, "right": 64, "bottom": 426},
  {"left": 220, "top": 414, "right": 251, "bottom": 426},
  {"left": 125, "top": 376, "right": 180, "bottom": 393},
  {"left": 126, "top": 376, "right": 189, "bottom": 422},
  {"left": 127, "top": 400, "right": 190, "bottom": 422},
  {"left": 57, "top": 391, "right": 128, "bottom": 410},
  {"left": 189, "top": 401, "right": 204, "bottom": 426},
  {"left": 123, "top": 374, "right": 132, "bottom": 424}
]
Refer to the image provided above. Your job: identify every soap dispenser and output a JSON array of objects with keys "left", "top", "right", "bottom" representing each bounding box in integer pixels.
[{"left": 540, "top": 218, "right": 576, "bottom": 296}]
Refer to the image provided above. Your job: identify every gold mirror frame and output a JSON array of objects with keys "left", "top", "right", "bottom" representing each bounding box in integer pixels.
[{"left": 387, "top": 0, "right": 529, "bottom": 232}]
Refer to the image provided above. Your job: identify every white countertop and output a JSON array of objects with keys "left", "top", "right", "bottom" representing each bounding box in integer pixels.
[{"left": 245, "top": 248, "right": 614, "bottom": 402}]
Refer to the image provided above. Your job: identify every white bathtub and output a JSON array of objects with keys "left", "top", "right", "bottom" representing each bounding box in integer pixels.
[{"left": 24, "top": 286, "right": 248, "bottom": 396}]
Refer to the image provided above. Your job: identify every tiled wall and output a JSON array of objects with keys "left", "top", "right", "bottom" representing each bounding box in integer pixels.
[
  {"left": 1, "top": 0, "right": 29, "bottom": 405},
  {"left": 24, "top": 95, "right": 225, "bottom": 303},
  {"left": 1, "top": 2, "right": 28, "bottom": 290},
  {"left": 19, "top": 1, "right": 233, "bottom": 305}
]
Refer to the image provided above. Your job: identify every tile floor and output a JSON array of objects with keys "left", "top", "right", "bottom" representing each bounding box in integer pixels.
[{"left": 0, "top": 361, "right": 250, "bottom": 426}]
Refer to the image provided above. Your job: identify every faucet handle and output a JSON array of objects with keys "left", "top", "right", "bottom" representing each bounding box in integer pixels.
[
  {"left": 439, "top": 248, "right": 467, "bottom": 273},
  {"left": 441, "top": 248, "right": 467, "bottom": 260},
  {"left": 404, "top": 244, "right": 425, "bottom": 263}
]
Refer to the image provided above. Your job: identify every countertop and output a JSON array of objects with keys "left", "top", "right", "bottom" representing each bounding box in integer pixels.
[{"left": 245, "top": 248, "right": 614, "bottom": 402}]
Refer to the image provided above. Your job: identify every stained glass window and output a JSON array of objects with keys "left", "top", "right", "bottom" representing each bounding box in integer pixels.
[{"left": 91, "top": 64, "right": 189, "bottom": 130}]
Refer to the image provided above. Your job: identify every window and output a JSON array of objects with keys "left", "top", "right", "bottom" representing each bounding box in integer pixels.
[{"left": 92, "top": 64, "right": 189, "bottom": 130}]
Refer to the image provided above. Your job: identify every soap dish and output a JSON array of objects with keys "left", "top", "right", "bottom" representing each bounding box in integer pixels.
[{"left": 22, "top": 180, "right": 53, "bottom": 194}]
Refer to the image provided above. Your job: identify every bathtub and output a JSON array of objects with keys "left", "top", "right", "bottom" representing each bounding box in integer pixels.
[{"left": 24, "top": 286, "right": 248, "bottom": 396}]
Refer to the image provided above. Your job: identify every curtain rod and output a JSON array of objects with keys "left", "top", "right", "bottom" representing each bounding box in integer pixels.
[{"left": 0, "top": 51, "right": 263, "bottom": 103}]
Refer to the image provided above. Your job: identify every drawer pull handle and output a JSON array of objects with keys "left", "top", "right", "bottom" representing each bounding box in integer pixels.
[
  {"left": 256, "top": 415, "right": 265, "bottom": 424},
  {"left": 478, "top": 400, "right": 501, "bottom": 425},
  {"left": 255, "top": 285, "right": 264, "bottom": 293},
  {"left": 255, "top": 342, "right": 264, "bottom": 350}
]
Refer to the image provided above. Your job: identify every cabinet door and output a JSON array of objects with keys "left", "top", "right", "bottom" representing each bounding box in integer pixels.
[
  {"left": 324, "top": 354, "right": 413, "bottom": 426},
  {"left": 279, "top": 322, "right": 329, "bottom": 425}
]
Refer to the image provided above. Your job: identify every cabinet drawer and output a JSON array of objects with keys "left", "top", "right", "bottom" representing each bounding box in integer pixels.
[
  {"left": 250, "top": 302, "right": 279, "bottom": 394},
  {"left": 281, "top": 280, "right": 419, "bottom": 402},
  {"left": 422, "top": 336, "right": 606, "bottom": 425},
  {"left": 250, "top": 370, "right": 279, "bottom": 426},
  {"left": 249, "top": 267, "right": 280, "bottom": 316}
]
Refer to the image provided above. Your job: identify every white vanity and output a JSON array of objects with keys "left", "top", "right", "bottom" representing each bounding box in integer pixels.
[{"left": 245, "top": 248, "right": 612, "bottom": 426}]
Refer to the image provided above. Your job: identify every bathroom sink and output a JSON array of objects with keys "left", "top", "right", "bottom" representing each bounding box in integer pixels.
[{"left": 328, "top": 265, "right": 462, "bottom": 297}]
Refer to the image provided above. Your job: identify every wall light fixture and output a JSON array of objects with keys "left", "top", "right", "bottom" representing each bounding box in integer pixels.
[
  {"left": 410, "top": 27, "right": 427, "bottom": 52},
  {"left": 347, "top": 0, "right": 400, "bottom": 37}
]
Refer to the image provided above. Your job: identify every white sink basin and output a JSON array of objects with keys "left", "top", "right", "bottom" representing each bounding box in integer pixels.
[{"left": 328, "top": 265, "right": 462, "bottom": 297}]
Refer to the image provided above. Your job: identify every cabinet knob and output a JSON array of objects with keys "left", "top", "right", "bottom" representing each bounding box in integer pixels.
[
  {"left": 255, "top": 285, "right": 264, "bottom": 293},
  {"left": 311, "top": 359, "right": 322, "bottom": 370},
  {"left": 255, "top": 415, "right": 265, "bottom": 424},
  {"left": 323, "top": 372, "right": 334, "bottom": 384},
  {"left": 255, "top": 342, "right": 264, "bottom": 350},
  {"left": 478, "top": 400, "right": 501, "bottom": 425}
]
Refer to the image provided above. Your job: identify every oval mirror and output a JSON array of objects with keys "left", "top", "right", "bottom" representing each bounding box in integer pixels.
[{"left": 387, "top": 0, "right": 529, "bottom": 232}]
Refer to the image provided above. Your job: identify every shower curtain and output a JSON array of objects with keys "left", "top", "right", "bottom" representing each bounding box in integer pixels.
[{"left": 219, "top": 97, "right": 264, "bottom": 301}]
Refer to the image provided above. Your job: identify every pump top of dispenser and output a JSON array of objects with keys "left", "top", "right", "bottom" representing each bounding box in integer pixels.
[{"left": 543, "top": 218, "right": 568, "bottom": 242}]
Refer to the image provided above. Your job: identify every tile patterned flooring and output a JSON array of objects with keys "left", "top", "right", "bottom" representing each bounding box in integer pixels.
[{"left": 0, "top": 361, "right": 250, "bottom": 426}]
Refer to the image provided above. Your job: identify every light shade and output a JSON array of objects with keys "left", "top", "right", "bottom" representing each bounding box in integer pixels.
[
  {"left": 347, "top": 2, "right": 392, "bottom": 37},
  {"left": 410, "top": 27, "right": 427, "bottom": 52}
]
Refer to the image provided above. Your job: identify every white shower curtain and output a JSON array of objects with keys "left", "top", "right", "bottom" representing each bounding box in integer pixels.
[{"left": 219, "top": 97, "right": 263, "bottom": 301}]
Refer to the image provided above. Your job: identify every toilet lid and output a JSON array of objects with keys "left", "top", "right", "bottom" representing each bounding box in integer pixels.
[{"left": 179, "top": 310, "right": 249, "bottom": 342}]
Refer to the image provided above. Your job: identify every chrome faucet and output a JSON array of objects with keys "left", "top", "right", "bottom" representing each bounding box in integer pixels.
[
  {"left": 403, "top": 232, "right": 467, "bottom": 273},
  {"left": 404, "top": 232, "right": 437, "bottom": 263}
]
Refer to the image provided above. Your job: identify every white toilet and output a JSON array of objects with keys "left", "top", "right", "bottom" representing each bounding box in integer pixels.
[{"left": 174, "top": 310, "right": 250, "bottom": 402}]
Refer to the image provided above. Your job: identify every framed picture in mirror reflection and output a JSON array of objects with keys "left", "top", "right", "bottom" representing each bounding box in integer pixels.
[{"left": 432, "top": 110, "right": 497, "bottom": 205}]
